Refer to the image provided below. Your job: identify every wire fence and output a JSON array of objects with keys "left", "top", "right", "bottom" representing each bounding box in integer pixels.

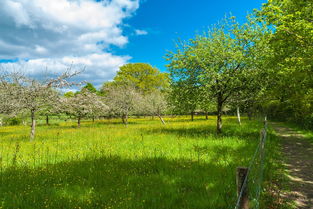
[{"left": 234, "top": 118, "right": 268, "bottom": 209}]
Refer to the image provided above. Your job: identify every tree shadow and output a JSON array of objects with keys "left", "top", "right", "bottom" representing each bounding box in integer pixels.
[
  {"left": 41, "top": 120, "right": 140, "bottom": 131},
  {"left": 0, "top": 130, "right": 14, "bottom": 137},
  {"left": 143, "top": 120, "right": 262, "bottom": 140},
  {"left": 163, "top": 117, "right": 214, "bottom": 123},
  {"left": 0, "top": 151, "right": 253, "bottom": 209},
  {"left": 37, "top": 123, "right": 60, "bottom": 127}
]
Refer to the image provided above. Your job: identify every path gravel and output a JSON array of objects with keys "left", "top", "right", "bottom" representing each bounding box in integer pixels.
[{"left": 272, "top": 123, "right": 313, "bottom": 209}]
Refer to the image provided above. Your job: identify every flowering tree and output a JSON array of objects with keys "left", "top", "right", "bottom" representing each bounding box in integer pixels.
[
  {"left": 0, "top": 69, "right": 80, "bottom": 140},
  {"left": 167, "top": 17, "right": 269, "bottom": 133},
  {"left": 141, "top": 90, "right": 168, "bottom": 124},
  {"left": 63, "top": 89, "right": 107, "bottom": 127},
  {"left": 103, "top": 83, "right": 142, "bottom": 125}
]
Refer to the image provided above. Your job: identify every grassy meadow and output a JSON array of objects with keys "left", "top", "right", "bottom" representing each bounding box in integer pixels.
[{"left": 0, "top": 116, "right": 280, "bottom": 209}]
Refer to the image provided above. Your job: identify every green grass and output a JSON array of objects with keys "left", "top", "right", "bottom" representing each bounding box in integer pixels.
[{"left": 0, "top": 116, "right": 281, "bottom": 209}]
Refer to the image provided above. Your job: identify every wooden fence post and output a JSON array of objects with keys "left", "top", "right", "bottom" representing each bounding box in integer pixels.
[{"left": 236, "top": 167, "right": 249, "bottom": 209}]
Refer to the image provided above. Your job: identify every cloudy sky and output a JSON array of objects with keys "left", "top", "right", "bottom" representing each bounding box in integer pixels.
[{"left": 0, "top": 0, "right": 265, "bottom": 88}]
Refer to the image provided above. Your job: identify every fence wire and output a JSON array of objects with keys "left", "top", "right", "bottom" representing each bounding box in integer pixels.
[{"left": 234, "top": 121, "right": 267, "bottom": 209}]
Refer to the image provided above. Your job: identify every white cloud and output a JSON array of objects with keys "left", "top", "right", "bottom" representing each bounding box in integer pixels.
[
  {"left": 4, "top": 0, "right": 32, "bottom": 27},
  {"left": 135, "top": 29, "right": 148, "bottom": 36},
  {"left": 1, "top": 53, "right": 131, "bottom": 87},
  {"left": 35, "top": 45, "right": 48, "bottom": 54},
  {"left": 0, "top": 0, "right": 140, "bottom": 87}
]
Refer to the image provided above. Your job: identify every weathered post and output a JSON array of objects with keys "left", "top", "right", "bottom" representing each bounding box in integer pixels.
[
  {"left": 236, "top": 167, "right": 249, "bottom": 209},
  {"left": 237, "top": 106, "right": 241, "bottom": 125}
]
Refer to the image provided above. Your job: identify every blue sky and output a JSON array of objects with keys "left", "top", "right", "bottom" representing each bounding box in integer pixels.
[
  {"left": 0, "top": 0, "right": 266, "bottom": 87},
  {"left": 118, "top": 0, "right": 266, "bottom": 72}
]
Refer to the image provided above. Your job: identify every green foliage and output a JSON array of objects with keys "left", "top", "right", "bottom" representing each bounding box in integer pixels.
[
  {"left": 64, "top": 91, "right": 75, "bottom": 98},
  {"left": 168, "top": 76, "right": 203, "bottom": 115},
  {"left": 167, "top": 16, "right": 270, "bottom": 131},
  {"left": 113, "top": 63, "right": 170, "bottom": 93},
  {"left": 3, "top": 116, "right": 22, "bottom": 125},
  {"left": 258, "top": 0, "right": 313, "bottom": 70},
  {"left": 82, "top": 83, "right": 97, "bottom": 93},
  {"left": 257, "top": 0, "right": 313, "bottom": 128}
]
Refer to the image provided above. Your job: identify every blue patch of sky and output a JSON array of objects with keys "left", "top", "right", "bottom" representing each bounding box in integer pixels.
[
  {"left": 112, "top": 0, "right": 267, "bottom": 72},
  {"left": 0, "top": 58, "right": 30, "bottom": 63},
  {"left": 0, "top": 58, "right": 19, "bottom": 63}
]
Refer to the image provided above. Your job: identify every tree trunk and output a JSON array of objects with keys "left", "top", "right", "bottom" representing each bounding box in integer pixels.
[
  {"left": 121, "top": 115, "right": 125, "bottom": 124},
  {"left": 30, "top": 110, "right": 36, "bottom": 140},
  {"left": 217, "top": 94, "right": 223, "bottom": 134},
  {"left": 121, "top": 113, "right": 128, "bottom": 126},
  {"left": 205, "top": 112, "right": 209, "bottom": 120},
  {"left": 158, "top": 114, "right": 166, "bottom": 125},
  {"left": 46, "top": 115, "right": 49, "bottom": 125},
  {"left": 191, "top": 111, "right": 194, "bottom": 121},
  {"left": 237, "top": 106, "right": 241, "bottom": 125},
  {"left": 77, "top": 117, "right": 81, "bottom": 128},
  {"left": 92, "top": 116, "right": 95, "bottom": 122},
  {"left": 125, "top": 113, "right": 128, "bottom": 126}
]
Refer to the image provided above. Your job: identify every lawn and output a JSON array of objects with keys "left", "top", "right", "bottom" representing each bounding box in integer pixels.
[{"left": 0, "top": 116, "right": 277, "bottom": 209}]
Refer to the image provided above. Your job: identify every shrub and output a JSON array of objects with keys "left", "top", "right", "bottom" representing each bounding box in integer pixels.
[{"left": 4, "top": 117, "right": 22, "bottom": 126}]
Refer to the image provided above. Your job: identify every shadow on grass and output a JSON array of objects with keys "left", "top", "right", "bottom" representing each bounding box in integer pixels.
[
  {"left": 0, "top": 130, "right": 14, "bottom": 137},
  {"left": 0, "top": 154, "right": 245, "bottom": 209},
  {"left": 40, "top": 120, "right": 140, "bottom": 131},
  {"left": 163, "top": 118, "right": 213, "bottom": 123},
  {"left": 37, "top": 123, "right": 60, "bottom": 127},
  {"left": 143, "top": 121, "right": 262, "bottom": 140}
]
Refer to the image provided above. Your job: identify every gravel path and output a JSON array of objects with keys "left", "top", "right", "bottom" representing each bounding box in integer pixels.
[{"left": 272, "top": 123, "right": 313, "bottom": 209}]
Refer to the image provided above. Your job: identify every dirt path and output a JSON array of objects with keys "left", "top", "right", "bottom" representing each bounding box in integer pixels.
[{"left": 271, "top": 123, "right": 313, "bottom": 209}]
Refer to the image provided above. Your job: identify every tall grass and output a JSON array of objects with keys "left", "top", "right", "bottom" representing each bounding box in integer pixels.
[{"left": 0, "top": 116, "right": 278, "bottom": 208}]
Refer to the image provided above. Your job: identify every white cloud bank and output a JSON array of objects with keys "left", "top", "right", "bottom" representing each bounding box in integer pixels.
[{"left": 0, "top": 0, "right": 141, "bottom": 87}]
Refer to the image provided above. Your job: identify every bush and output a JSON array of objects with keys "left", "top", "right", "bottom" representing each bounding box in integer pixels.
[{"left": 4, "top": 117, "right": 22, "bottom": 126}]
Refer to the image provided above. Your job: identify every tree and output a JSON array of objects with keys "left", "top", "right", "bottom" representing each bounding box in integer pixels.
[
  {"left": 38, "top": 89, "right": 62, "bottom": 125},
  {"left": 100, "top": 63, "right": 170, "bottom": 123},
  {"left": 82, "top": 82, "right": 97, "bottom": 94},
  {"left": 141, "top": 90, "right": 168, "bottom": 124},
  {"left": 258, "top": 0, "right": 313, "bottom": 73},
  {"left": 64, "top": 91, "right": 75, "bottom": 98},
  {"left": 167, "top": 17, "right": 269, "bottom": 133},
  {"left": 0, "top": 70, "right": 80, "bottom": 139},
  {"left": 102, "top": 83, "right": 141, "bottom": 125},
  {"left": 113, "top": 63, "right": 169, "bottom": 93},
  {"left": 168, "top": 67, "right": 203, "bottom": 121},
  {"left": 63, "top": 89, "right": 107, "bottom": 127},
  {"left": 0, "top": 79, "right": 22, "bottom": 116},
  {"left": 257, "top": 0, "right": 313, "bottom": 127},
  {"left": 198, "top": 89, "right": 215, "bottom": 120}
]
